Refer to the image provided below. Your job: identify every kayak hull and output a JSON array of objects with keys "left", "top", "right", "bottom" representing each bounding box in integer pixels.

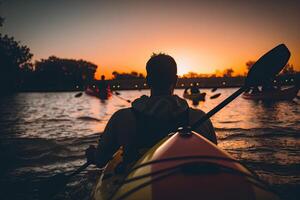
[
  {"left": 85, "top": 87, "right": 112, "bottom": 100},
  {"left": 242, "top": 86, "right": 299, "bottom": 101},
  {"left": 92, "top": 132, "right": 279, "bottom": 200}
]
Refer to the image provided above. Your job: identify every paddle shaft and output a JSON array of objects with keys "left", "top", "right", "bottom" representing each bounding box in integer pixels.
[
  {"left": 67, "top": 162, "right": 91, "bottom": 178},
  {"left": 113, "top": 92, "right": 131, "bottom": 103},
  {"left": 74, "top": 90, "right": 131, "bottom": 103},
  {"left": 191, "top": 86, "right": 246, "bottom": 130}
]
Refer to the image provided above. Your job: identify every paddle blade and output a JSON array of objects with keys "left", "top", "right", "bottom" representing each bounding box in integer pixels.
[
  {"left": 211, "top": 87, "right": 218, "bottom": 92},
  {"left": 210, "top": 93, "right": 221, "bottom": 99},
  {"left": 74, "top": 92, "right": 83, "bottom": 97},
  {"left": 245, "top": 44, "right": 290, "bottom": 87}
]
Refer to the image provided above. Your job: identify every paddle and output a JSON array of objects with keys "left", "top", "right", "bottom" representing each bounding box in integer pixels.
[
  {"left": 211, "top": 87, "right": 218, "bottom": 92},
  {"left": 74, "top": 92, "right": 83, "bottom": 97},
  {"left": 210, "top": 93, "right": 221, "bottom": 99},
  {"left": 190, "top": 44, "right": 290, "bottom": 130},
  {"left": 113, "top": 91, "right": 131, "bottom": 103},
  {"left": 74, "top": 89, "right": 131, "bottom": 103}
]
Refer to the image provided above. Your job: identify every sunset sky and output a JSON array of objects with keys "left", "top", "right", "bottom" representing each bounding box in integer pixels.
[{"left": 1, "top": 0, "right": 300, "bottom": 79}]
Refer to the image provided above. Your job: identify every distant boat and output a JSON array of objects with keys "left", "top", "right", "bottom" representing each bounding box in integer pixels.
[
  {"left": 85, "top": 86, "right": 112, "bottom": 100},
  {"left": 183, "top": 91, "right": 206, "bottom": 102},
  {"left": 242, "top": 86, "right": 299, "bottom": 101}
]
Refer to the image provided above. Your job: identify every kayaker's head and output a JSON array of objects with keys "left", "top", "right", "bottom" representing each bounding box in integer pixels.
[{"left": 146, "top": 53, "right": 178, "bottom": 96}]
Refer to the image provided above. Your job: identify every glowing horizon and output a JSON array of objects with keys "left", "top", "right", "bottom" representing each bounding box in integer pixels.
[{"left": 2, "top": 1, "right": 299, "bottom": 80}]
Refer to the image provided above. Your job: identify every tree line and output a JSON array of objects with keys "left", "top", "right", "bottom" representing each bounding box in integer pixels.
[
  {"left": 23, "top": 56, "right": 97, "bottom": 91},
  {"left": 112, "top": 71, "right": 145, "bottom": 80},
  {"left": 0, "top": 16, "right": 97, "bottom": 93}
]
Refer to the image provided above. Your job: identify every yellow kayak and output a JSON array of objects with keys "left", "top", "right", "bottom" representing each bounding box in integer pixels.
[{"left": 91, "top": 131, "right": 279, "bottom": 200}]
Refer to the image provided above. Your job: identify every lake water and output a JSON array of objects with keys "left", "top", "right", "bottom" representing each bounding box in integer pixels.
[{"left": 0, "top": 88, "right": 299, "bottom": 200}]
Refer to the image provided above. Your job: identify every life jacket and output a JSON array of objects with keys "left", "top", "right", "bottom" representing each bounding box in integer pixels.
[{"left": 121, "top": 107, "right": 189, "bottom": 165}]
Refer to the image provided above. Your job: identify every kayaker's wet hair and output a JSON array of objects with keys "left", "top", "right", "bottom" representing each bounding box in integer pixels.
[{"left": 146, "top": 53, "right": 177, "bottom": 90}]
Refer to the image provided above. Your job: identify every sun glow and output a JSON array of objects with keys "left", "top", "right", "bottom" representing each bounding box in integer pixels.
[
  {"left": 175, "top": 55, "right": 200, "bottom": 76},
  {"left": 177, "top": 65, "right": 193, "bottom": 76}
]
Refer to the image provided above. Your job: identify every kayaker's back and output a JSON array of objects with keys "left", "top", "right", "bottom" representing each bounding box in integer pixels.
[
  {"left": 104, "top": 101, "right": 216, "bottom": 163},
  {"left": 92, "top": 94, "right": 216, "bottom": 166}
]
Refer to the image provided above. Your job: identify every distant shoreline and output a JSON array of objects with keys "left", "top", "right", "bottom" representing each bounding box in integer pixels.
[
  {"left": 14, "top": 75, "right": 298, "bottom": 93},
  {"left": 16, "top": 77, "right": 244, "bottom": 92},
  {"left": 18, "top": 87, "right": 242, "bottom": 93}
]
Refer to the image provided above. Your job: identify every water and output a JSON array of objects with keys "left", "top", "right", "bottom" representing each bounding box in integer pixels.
[{"left": 0, "top": 89, "right": 299, "bottom": 200}]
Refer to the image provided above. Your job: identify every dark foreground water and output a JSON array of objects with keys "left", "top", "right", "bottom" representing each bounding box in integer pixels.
[{"left": 0, "top": 89, "right": 299, "bottom": 200}]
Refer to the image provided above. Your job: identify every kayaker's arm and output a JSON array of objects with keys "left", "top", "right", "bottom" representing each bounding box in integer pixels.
[
  {"left": 93, "top": 108, "right": 138, "bottom": 168},
  {"left": 189, "top": 108, "right": 217, "bottom": 145},
  {"left": 93, "top": 111, "right": 121, "bottom": 168}
]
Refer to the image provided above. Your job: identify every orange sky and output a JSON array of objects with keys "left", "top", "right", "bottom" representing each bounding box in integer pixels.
[{"left": 2, "top": 1, "right": 300, "bottom": 79}]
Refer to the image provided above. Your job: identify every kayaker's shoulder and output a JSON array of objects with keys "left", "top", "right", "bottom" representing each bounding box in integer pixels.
[
  {"left": 110, "top": 108, "right": 135, "bottom": 120},
  {"left": 109, "top": 108, "right": 136, "bottom": 130},
  {"left": 188, "top": 107, "right": 206, "bottom": 117}
]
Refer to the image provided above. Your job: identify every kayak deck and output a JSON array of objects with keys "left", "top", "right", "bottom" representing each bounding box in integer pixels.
[{"left": 92, "top": 132, "right": 279, "bottom": 200}]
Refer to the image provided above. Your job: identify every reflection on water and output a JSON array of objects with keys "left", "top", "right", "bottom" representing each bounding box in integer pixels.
[{"left": 0, "top": 89, "right": 299, "bottom": 199}]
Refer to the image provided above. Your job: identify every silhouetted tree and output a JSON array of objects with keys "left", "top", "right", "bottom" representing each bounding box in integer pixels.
[
  {"left": 33, "top": 56, "right": 97, "bottom": 90},
  {"left": 112, "top": 71, "right": 118, "bottom": 79},
  {"left": 139, "top": 73, "right": 144, "bottom": 78},
  {"left": 182, "top": 72, "right": 210, "bottom": 78},
  {"left": 246, "top": 61, "right": 256, "bottom": 71},
  {"left": 112, "top": 71, "right": 145, "bottom": 80},
  {"left": 182, "top": 72, "right": 198, "bottom": 78},
  {"left": 281, "top": 63, "right": 296, "bottom": 75},
  {"left": 210, "top": 70, "right": 222, "bottom": 78},
  {"left": 131, "top": 71, "right": 138, "bottom": 77},
  {"left": 19, "top": 63, "right": 34, "bottom": 87},
  {"left": 222, "top": 68, "right": 234, "bottom": 77},
  {"left": 0, "top": 17, "right": 33, "bottom": 93}
]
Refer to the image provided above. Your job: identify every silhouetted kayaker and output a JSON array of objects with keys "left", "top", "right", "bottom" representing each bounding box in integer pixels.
[
  {"left": 98, "top": 75, "right": 110, "bottom": 99},
  {"left": 184, "top": 83, "right": 200, "bottom": 95},
  {"left": 191, "top": 83, "right": 200, "bottom": 94},
  {"left": 86, "top": 53, "right": 217, "bottom": 168}
]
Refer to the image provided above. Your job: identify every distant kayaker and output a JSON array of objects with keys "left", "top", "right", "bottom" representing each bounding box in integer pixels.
[
  {"left": 86, "top": 53, "right": 217, "bottom": 168},
  {"left": 184, "top": 83, "right": 200, "bottom": 95},
  {"left": 98, "top": 75, "right": 110, "bottom": 99},
  {"left": 191, "top": 83, "right": 200, "bottom": 94}
]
